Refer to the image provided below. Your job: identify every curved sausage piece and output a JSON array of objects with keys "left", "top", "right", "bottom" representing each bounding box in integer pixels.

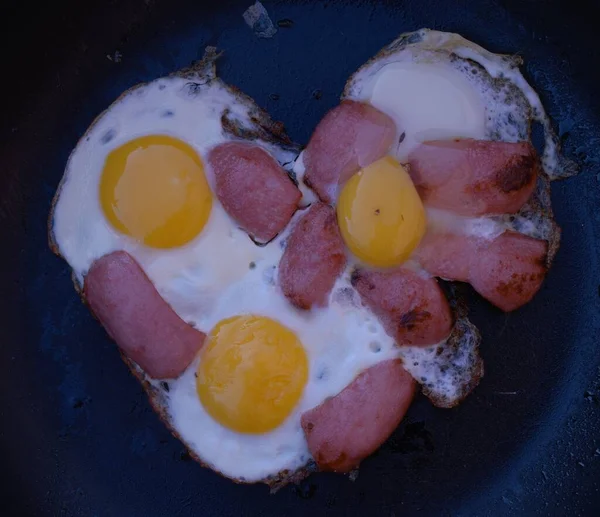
[
  {"left": 415, "top": 231, "right": 548, "bottom": 311},
  {"left": 407, "top": 139, "right": 538, "bottom": 216},
  {"left": 208, "top": 142, "right": 301, "bottom": 243},
  {"left": 84, "top": 251, "right": 205, "bottom": 379},
  {"left": 469, "top": 232, "right": 548, "bottom": 311},
  {"left": 351, "top": 267, "right": 453, "bottom": 346},
  {"left": 303, "top": 100, "right": 397, "bottom": 203},
  {"left": 278, "top": 203, "right": 346, "bottom": 309},
  {"left": 301, "top": 359, "right": 415, "bottom": 472}
]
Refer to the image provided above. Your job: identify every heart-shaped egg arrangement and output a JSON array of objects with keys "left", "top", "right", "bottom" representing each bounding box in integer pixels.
[{"left": 49, "top": 30, "right": 575, "bottom": 488}]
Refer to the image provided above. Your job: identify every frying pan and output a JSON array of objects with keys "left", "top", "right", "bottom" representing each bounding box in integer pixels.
[{"left": 1, "top": 0, "right": 599, "bottom": 515}]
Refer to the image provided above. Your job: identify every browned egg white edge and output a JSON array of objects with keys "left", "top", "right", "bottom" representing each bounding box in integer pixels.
[{"left": 426, "top": 285, "right": 483, "bottom": 408}]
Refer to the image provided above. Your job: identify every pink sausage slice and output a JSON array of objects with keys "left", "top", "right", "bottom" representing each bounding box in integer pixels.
[
  {"left": 301, "top": 359, "right": 415, "bottom": 472},
  {"left": 303, "top": 100, "right": 397, "bottom": 203},
  {"left": 84, "top": 251, "right": 205, "bottom": 379},
  {"left": 208, "top": 142, "right": 302, "bottom": 243},
  {"left": 278, "top": 203, "right": 346, "bottom": 309},
  {"left": 415, "top": 231, "right": 548, "bottom": 311},
  {"left": 407, "top": 139, "right": 539, "bottom": 216},
  {"left": 351, "top": 267, "right": 454, "bottom": 346}
]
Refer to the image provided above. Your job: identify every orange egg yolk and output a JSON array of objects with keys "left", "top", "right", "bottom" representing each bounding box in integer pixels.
[
  {"left": 196, "top": 315, "right": 308, "bottom": 434},
  {"left": 99, "top": 135, "right": 212, "bottom": 248},
  {"left": 336, "top": 156, "right": 426, "bottom": 267}
]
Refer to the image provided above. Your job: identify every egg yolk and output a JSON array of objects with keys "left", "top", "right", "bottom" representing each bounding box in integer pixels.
[
  {"left": 99, "top": 135, "right": 212, "bottom": 248},
  {"left": 337, "top": 156, "right": 426, "bottom": 267},
  {"left": 196, "top": 315, "right": 308, "bottom": 434}
]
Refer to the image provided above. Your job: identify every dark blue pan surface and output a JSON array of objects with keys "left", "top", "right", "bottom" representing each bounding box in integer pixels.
[{"left": 1, "top": 1, "right": 599, "bottom": 515}]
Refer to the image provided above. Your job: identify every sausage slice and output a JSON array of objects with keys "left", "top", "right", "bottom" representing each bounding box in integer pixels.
[
  {"left": 301, "top": 359, "right": 415, "bottom": 472},
  {"left": 303, "top": 100, "right": 397, "bottom": 203},
  {"left": 415, "top": 231, "right": 548, "bottom": 311},
  {"left": 84, "top": 251, "right": 205, "bottom": 378},
  {"left": 278, "top": 203, "right": 346, "bottom": 309},
  {"left": 208, "top": 142, "right": 301, "bottom": 243},
  {"left": 407, "top": 139, "right": 539, "bottom": 216},
  {"left": 351, "top": 267, "right": 454, "bottom": 346}
]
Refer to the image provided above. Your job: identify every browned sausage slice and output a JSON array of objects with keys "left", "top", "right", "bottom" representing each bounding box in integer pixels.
[
  {"left": 407, "top": 139, "right": 538, "bottom": 216},
  {"left": 208, "top": 142, "right": 302, "bottom": 243},
  {"left": 468, "top": 232, "right": 548, "bottom": 311},
  {"left": 351, "top": 267, "right": 454, "bottom": 346},
  {"left": 301, "top": 359, "right": 415, "bottom": 472},
  {"left": 415, "top": 231, "right": 548, "bottom": 311},
  {"left": 303, "top": 100, "right": 397, "bottom": 203},
  {"left": 84, "top": 251, "right": 205, "bottom": 379},
  {"left": 278, "top": 203, "right": 347, "bottom": 309}
]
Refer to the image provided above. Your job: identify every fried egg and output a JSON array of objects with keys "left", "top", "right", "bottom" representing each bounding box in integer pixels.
[
  {"left": 342, "top": 29, "right": 576, "bottom": 262},
  {"left": 333, "top": 29, "right": 576, "bottom": 405}
]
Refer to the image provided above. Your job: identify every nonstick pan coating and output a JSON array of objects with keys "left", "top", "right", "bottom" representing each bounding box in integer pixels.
[{"left": 1, "top": 0, "right": 599, "bottom": 515}]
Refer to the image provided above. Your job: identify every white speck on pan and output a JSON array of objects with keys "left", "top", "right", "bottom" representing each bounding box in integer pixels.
[{"left": 243, "top": 1, "right": 277, "bottom": 38}]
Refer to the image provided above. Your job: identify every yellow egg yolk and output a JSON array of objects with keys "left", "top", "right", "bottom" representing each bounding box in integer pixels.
[
  {"left": 196, "top": 315, "right": 308, "bottom": 434},
  {"left": 337, "top": 156, "right": 426, "bottom": 267},
  {"left": 99, "top": 135, "right": 212, "bottom": 248}
]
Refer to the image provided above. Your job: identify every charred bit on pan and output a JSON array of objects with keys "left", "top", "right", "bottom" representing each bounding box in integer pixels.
[
  {"left": 293, "top": 480, "right": 317, "bottom": 499},
  {"left": 179, "top": 449, "right": 193, "bottom": 462},
  {"left": 385, "top": 421, "right": 435, "bottom": 453}
]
